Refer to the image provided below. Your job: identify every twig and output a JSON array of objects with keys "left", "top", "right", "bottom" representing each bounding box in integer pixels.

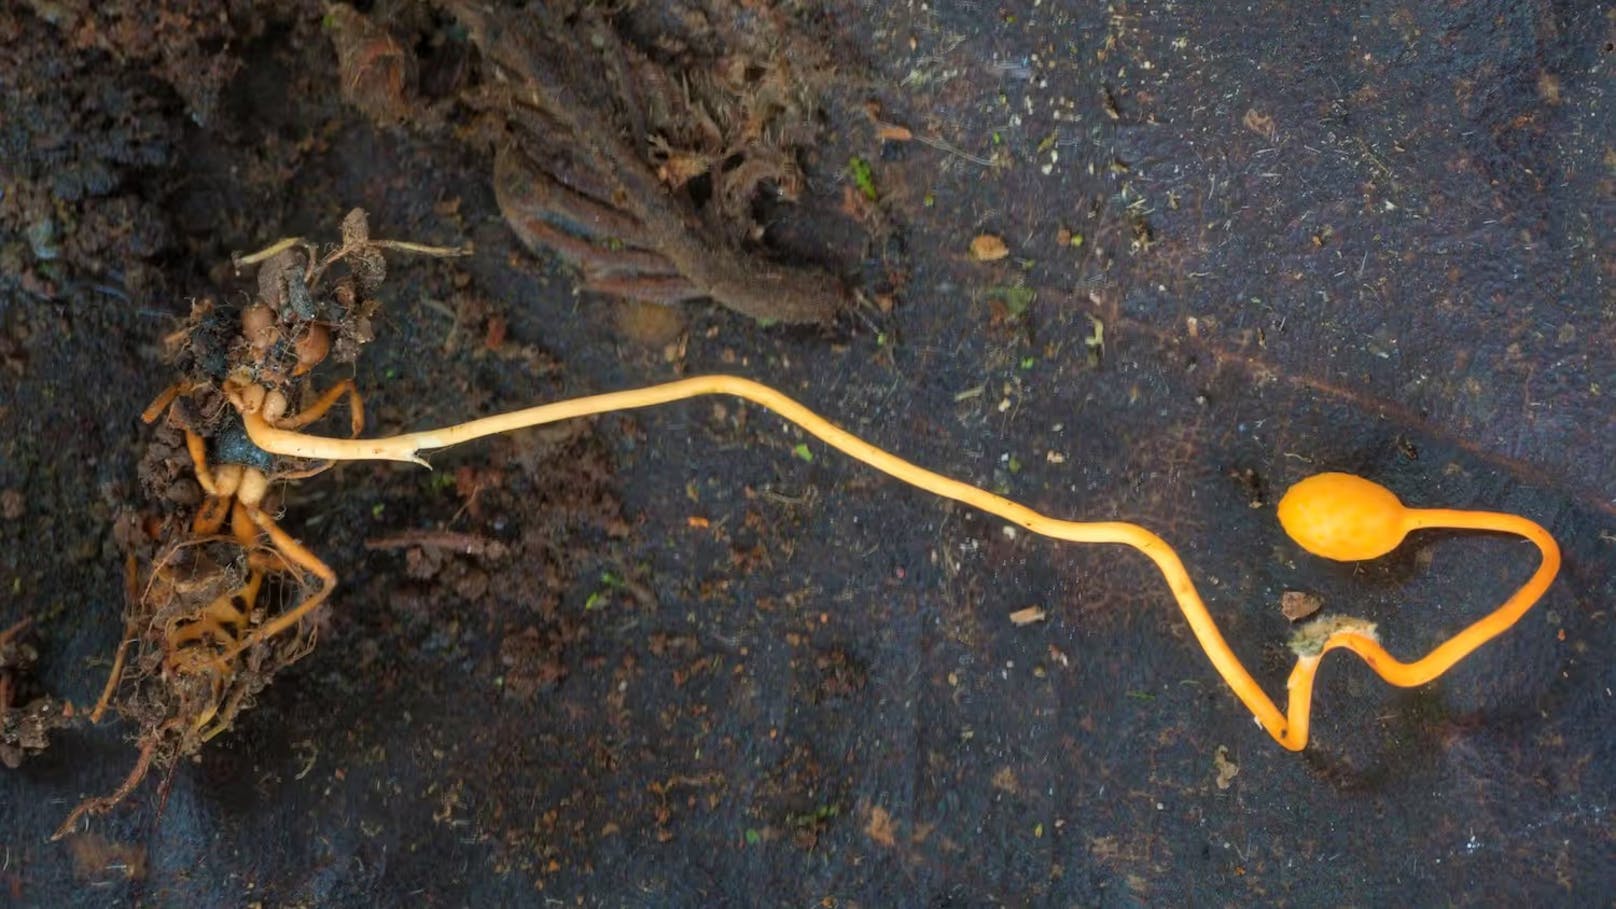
[
  {"left": 365, "top": 530, "right": 509, "bottom": 558},
  {"left": 913, "top": 133, "right": 996, "bottom": 168}
]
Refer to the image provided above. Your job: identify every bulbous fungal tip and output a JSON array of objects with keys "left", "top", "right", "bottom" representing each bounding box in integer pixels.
[
  {"left": 1277, "top": 472, "right": 1410, "bottom": 562},
  {"left": 241, "top": 302, "right": 279, "bottom": 352},
  {"left": 292, "top": 323, "right": 331, "bottom": 376}
]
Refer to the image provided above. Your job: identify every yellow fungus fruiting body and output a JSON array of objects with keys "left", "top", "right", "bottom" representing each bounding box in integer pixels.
[
  {"left": 240, "top": 375, "right": 1562, "bottom": 752},
  {"left": 1277, "top": 472, "right": 1409, "bottom": 562}
]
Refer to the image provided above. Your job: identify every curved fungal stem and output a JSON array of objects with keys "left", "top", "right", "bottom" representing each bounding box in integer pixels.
[{"left": 242, "top": 374, "right": 1560, "bottom": 750}]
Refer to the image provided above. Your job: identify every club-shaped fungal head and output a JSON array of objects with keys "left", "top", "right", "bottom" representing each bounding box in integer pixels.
[{"left": 1277, "top": 472, "right": 1410, "bottom": 562}]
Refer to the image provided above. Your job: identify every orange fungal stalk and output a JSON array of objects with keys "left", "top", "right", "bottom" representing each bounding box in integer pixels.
[{"left": 243, "top": 375, "right": 1560, "bottom": 750}]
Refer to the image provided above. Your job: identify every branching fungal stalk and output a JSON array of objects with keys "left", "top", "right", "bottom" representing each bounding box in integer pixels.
[{"left": 243, "top": 374, "right": 1561, "bottom": 750}]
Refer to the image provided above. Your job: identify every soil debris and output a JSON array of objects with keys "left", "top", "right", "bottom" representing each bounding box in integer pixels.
[
  {"left": 18, "top": 1, "right": 282, "bottom": 124},
  {"left": 498, "top": 626, "right": 569, "bottom": 700},
  {"left": 0, "top": 618, "right": 74, "bottom": 769},
  {"left": 0, "top": 11, "right": 177, "bottom": 302},
  {"left": 56, "top": 211, "right": 466, "bottom": 839},
  {"left": 806, "top": 646, "right": 868, "bottom": 704}
]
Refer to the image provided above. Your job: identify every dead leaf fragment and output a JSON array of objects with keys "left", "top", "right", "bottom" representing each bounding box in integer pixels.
[
  {"left": 1242, "top": 108, "right": 1277, "bottom": 141},
  {"left": 1281, "top": 590, "right": 1323, "bottom": 622},
  {"left": 970, "top": 234, "right": 1009, "bottom": 262},
  {"left": 863, "top": 99, "right": 914, "bottom": 142},
  {"left": 326, "top": 4, "right": 418, "bottom": 125},
  {"left": 1009, "top": 605, "right": 1047, "bottom": 626},
  {"left": 1213, "top": 745, "right": 1239, "bottom": 790},
  {"left": 991, "top": 766, "right": 1020, "bottom": 794},
  {"left": 866, "top": 805, "right": 898, "bottom": 848},
  {"left": 67, "top": 832, "right": 147, "bottom": 882}
]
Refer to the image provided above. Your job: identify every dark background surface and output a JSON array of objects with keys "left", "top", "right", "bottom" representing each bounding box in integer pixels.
[{"left": 1, "top": 1, "right": 1612, "bottom": 905}]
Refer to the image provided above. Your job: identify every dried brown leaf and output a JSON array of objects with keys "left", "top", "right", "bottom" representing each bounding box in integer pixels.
[
  {"left": 1242, "top": 108, "right": 1277, "bottom": 141},
  {"left": 970, "top": 234, "right": 1009, "bottom": 262},
  {"left": 1009, "top": 605, "right": 1047, "bottom": 626},
  {"left": 1280, "top": 590, "right": 1323, "bottom": 622},
  {"left": 1213, "top": 745, "right": 1240, "bottom": 790},
  {"left": 866, "top": 805, "right": 897, "bottom": 848},
  {"left": 326, "top": 5, "right": 417, "bottom": 125}
]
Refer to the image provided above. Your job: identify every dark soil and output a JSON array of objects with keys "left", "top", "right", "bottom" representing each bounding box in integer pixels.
[{"left": 2, "top": 1, "right": 1612, "bottom": 906}]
